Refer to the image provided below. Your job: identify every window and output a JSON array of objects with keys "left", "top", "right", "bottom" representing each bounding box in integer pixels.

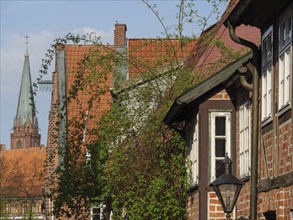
[
  {"left": 22, "top": 202, "right": 29, "bottom": 214},
  {"left": 14, "top": 204, "right": 20, "bottom": 214},
  {"left": 187, "top": 115, "right": 199, "bottom": 186},
  {"left": 261, "top": 26, "right": 273, "bottom": 121},
  {"left": 279, "top": 7, "right": 292, "bottom": 111},
  {"left": 210, "top": 112, "right": 231, "bottom": 181},
  {"left": 17, "top": 140, "right": 22, "bottom": 148},
  {"left": 91, "top": 204, "right": 105, "bottom": 220},
  {"left": 239, "top": 101, "right": 251, "bottom": 178},
  {"left": 5, "top": 203, "right": 11, "bottom": 213},
  {"left": 34, "top": 202, "right": 41, "bottom": 213}
]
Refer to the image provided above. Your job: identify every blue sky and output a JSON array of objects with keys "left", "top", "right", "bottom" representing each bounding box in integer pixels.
[{"left": 0, "top": 0, "right": 227, "bottom": 148}]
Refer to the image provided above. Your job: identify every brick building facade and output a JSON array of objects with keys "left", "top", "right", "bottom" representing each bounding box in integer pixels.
[
  {"left": 164, "top": 51, "right": 255, "bottom": 219},
  {"left": 225, "top": 0, "right": 293, "bottom": 219},
  {"left": 165, "top": 0, "right": 293, "bottom": 219},
  {"left": 164, "top": 1, "right": 259, "bottom": 217}
]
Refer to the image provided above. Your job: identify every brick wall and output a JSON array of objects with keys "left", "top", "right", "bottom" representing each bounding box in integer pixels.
[
  {"left": 236, "top": 181, "right": 251, "bottom": 218},
  {"left": 44, "top": 71, "right": 59, "bottom": 219},
  {"left": 210, "top": 89, "right": 230, "bottom": 100},
  {"left": 234, "top": 104, "right": 292, "bottom": 219},
  {"left": 114, "top": 23, "right": 127, "bottom": 47},
  {"left": 278, "top": 120, "right": 293, "bottom": 175},
  {"left": 258, "top": 186, "right": 293, "bottom": 220},
  {"left": 257, "top": 118, "right": 293, "bottom": 219},
  {"left": 208, "top": 191, "right": 230, "bottom": 219},
  {"left": 261, "top": 129, "right": 275, "bottom": 178}
]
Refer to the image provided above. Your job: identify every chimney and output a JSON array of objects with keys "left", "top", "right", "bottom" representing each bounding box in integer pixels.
[{"left": 114, "top": 23, "right": 127, "bottom": 47}]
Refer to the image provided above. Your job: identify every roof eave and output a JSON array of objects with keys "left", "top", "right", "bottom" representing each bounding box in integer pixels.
[
  {"left": 224, "top": 0, "right": 292, "bottom": 29},
  {"left": 164, "top": 51, "right": 253, "bottom": 125}
]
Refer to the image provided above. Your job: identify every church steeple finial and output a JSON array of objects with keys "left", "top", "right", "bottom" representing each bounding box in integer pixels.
[
  {"left": 25, "top": 34, "right": 29, "bottom": 56},
  {"left": 10, "top": 36, "right": 41, "bottom": 149}
]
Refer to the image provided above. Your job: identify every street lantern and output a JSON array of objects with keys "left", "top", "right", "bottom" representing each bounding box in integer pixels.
[{"left": 210, "top": 154, "right": 244, "bottom": 220}]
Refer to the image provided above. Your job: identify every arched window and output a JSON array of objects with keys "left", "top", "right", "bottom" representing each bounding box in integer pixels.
[{"left": 16, "top": 140, "right": 22, "bottom": 148}]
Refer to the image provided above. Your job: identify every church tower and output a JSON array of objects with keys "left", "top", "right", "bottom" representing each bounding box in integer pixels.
[{"left": 10, "top": 36, "right": 41, "bottom": 149}]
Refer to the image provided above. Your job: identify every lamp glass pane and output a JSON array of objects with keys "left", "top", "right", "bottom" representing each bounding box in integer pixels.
[{"left": 218, "top": 184, "right": 238, "bottom": 212}]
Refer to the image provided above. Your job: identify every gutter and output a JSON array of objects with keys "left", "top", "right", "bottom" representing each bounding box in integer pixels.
[
  {"left": 227, "top": 0, "right": 254, "bottom": 27},
  {"left": 163, "top": 52, "right": 252, "bottom": 125},
  {"left": 225, "top": 17, "right": 260, "bottom": 220}
]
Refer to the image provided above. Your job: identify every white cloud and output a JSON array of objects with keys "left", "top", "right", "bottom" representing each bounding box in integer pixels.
[{"left": 71, "top": 27, "right": 113, "bottom": 44}]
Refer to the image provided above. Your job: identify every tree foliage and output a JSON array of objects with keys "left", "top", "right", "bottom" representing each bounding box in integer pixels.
[{"left": 0, "top": 150, "right": 45, "bottom": 219}]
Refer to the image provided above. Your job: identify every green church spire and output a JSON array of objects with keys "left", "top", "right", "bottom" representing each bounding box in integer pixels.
[{"left": 14, "top": 35, "right": 36, "bottom": 128}]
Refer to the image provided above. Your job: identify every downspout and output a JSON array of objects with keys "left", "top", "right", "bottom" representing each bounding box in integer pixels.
[
  {"left": 55, "top": 43, "right": 68, "bottom": 168},
  {"left": 226, "top": 21, "right": 260, "bottom": 220},
  {"left": 238, "top": 66, "right": 253, "bottom": 91}
]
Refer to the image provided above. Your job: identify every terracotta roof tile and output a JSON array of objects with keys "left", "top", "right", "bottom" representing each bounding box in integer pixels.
[
  {"left": 63, "top": 38, "right": 196, "bottom": 133},
  {"left": 128, "top": 38, "right": 197, "bottom": 78},
  {"left": 184, "top": 0, "right": 259, "bottom": 79},
  {"left": 64, "top": 45, "right": 113, "bottom": 141}
]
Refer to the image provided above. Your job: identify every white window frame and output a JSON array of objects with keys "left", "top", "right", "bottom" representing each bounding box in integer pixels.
[
  {"left": 261, "top": 26, "right": 273, "bottom": 122},
  {"left": 239, "top": 100, "right": 251, "bottom": 178},
  {"left": 187, "top": 115, "right": 199, "bottom": 186},
  {"left": 278, "top": 7, "right": 292, "bottom": 112},
  {"left": 210, "top": 111, "right": 231, "bottom": 182},
  {"left": 91, "top": 204, "right": 105, "bottom": 220}
]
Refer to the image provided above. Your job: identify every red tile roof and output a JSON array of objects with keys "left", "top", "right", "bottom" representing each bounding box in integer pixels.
[
  {"left": 64, "top": 45, "right": 114, "bottom": 141},
  {"left": 184, "top": 0, "right": 259, "bottom": 79},
  {"left": 63, "top": 38, "right": 197, "bottom": 140},
  {"left": 128, "top": 38, "right": 197, "bottom": 78}
]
